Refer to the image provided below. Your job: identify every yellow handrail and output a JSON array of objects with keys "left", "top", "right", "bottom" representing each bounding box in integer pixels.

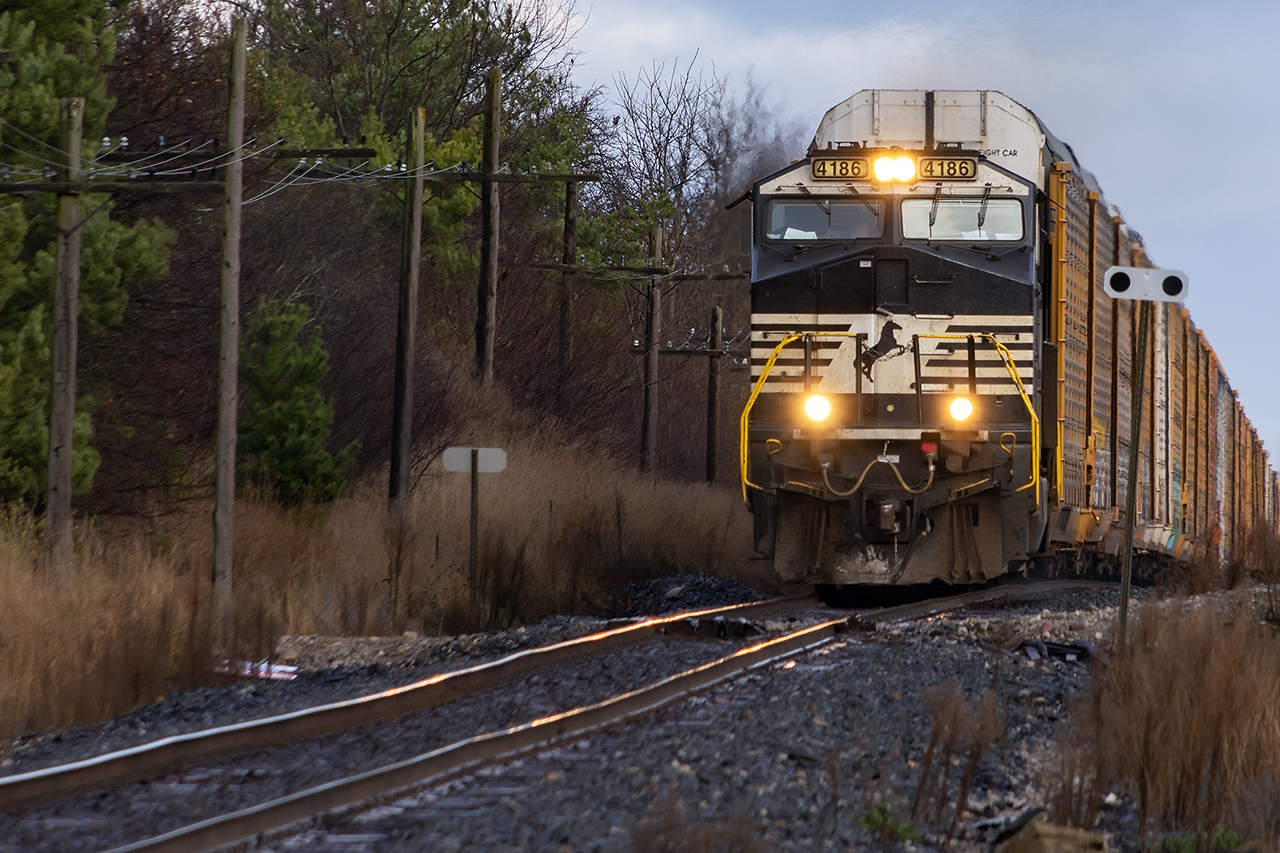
[
  {"left": 738, "top": 332, "right": 861, "bottom": 505},
  {"left": 739, "top": 331, "right": 1040, "bottom": 507}
]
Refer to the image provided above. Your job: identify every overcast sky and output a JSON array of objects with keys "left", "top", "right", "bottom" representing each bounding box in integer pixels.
[{"left": 566, "top": 0, "right": 1280, "bottom": 457}]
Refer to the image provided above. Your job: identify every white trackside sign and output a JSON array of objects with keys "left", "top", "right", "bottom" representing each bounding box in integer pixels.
[{"left": 442, "top": 447, "right": 507, "bottom": 473}]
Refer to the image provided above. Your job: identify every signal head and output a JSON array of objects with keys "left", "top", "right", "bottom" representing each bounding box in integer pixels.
[{"left": 1103, "top": 266, "right": 1188, "bottom": 303}]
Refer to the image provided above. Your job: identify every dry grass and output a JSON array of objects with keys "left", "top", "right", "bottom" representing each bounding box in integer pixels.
[
  {"left": 910, "top": 678, "right": 1004, "bottom": 842},
  {"left": 1047, "top": 599, "right": 1280, "bottom": 845},
  {"left": 0, "top": 434, "right": 765, "bottom": 742},
  {"left": 0, "top": 512, "right": 214, "bottom": 739},
  {"left": 629, "top": 794, "right": 768, "bottom": 853}
]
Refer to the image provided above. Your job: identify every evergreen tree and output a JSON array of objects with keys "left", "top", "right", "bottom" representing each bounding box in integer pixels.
[
  {"left": 0, "top": 3, "right": 172, "bottom": 507},
  {"left": 238, "top": 298, "right": 358, "bottom": 505}
]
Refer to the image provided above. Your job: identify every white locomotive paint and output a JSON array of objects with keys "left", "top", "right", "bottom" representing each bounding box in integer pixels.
[
  {"left": 811, "top": 90, "right": 1046, "bottom": 189},
  {"left": 751, "top": 313, "right": 1033, "bottom": 395}
]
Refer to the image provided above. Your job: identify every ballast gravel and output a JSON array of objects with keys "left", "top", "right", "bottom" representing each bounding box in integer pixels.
[
  {"left": 0, "top": 575, "right": 769, "bottom": 778},
  {"left": 0, "top": 615, "right": 608, "bottom": 778},
  {"left": 6, "top": 576, "right": 1246, "bottom": 853},
  {"left": 252, "top": 587, "right": 1139, "bottom": 853}
]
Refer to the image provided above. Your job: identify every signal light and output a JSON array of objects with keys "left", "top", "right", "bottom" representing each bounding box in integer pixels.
[
  {"left": 949, "top": 397, "right": 973, "bottom": 421},
  {"left": 805, "top": 394, "right": 831, "bottom": 421},
  {"left": 873, "top": 156, "right": 915, "bottom": 182},
  {"left": 1103, "top": 266, "right": 1189, "bottom": 303}
]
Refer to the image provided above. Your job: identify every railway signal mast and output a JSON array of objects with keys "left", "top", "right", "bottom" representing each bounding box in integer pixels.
[{"left": 1104, "top": 266, "right": 1189, "bottom": 644}]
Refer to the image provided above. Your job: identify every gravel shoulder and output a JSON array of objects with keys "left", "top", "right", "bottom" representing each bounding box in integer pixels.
[
  {"left": 0, "top": 574, "right": 768, "bottom": 776},
  {"left": 5, "top": 575, "right": 1276, "bottom": 852},
  {"left": 252, "top": 585, "right": 1139, "bottom": 853}
]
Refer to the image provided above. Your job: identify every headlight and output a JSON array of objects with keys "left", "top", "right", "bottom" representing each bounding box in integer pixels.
[
  {"left": 949, "top": 397, "right": 974, "bottom": 421},
  {"left": 805, "top": 394, "right": 831, "bottom": 421},
  {"left": 873, "top": 156, "right": 915, "bottom": 183}
]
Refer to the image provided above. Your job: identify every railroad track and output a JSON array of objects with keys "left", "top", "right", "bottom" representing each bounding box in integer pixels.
[{"left": 2, "top": 580, "right": 1106, "bottom": 852}]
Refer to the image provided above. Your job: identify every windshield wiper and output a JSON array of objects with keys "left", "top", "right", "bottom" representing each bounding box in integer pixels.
[
  {"left": 795, "top": 184, "right": 830, "bottom": 218},
  {"left": 964, "top": 243, "right": 1028, "bottom": 262},
  {"left": 846, "top": 184, "right": 878, "bottom": 216},
  {"left": 977, "top": 184, "right": 991, "bottom": 229},
  {"left": 929, "top": 185, "right": 942, "bottom": 228}
]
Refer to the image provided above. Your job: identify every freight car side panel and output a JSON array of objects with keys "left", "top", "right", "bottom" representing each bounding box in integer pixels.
[
  {"left": 1212, "top": 364, "right": 1228, "bottom": 563},
  {"left": 1112, "top": 286, "right": 1134, "bottom": 517},
  {"left": 1090, "top": 198, "right": 1117, "bottom": 511},
  {"left": 1181, "top": 320, "right": 1196, "bottom": 537},
  {"left": 1195, "top": 334, "right": 1210, "bottom": 540},
  {"left": 1154, "top": 303, "right": 1170, "bottom": 527},
  {"left": 1050, "top": 163, "right": 1092, "bottom": 511},
  {"left": 1139, "top": 297, "right": 1154, "bottom": 525},
  {"left": 1170, "top": 308, "right": 1188, "bottom": 535}
]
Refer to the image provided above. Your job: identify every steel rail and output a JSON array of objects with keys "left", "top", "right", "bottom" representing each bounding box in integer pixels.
[
  {"left": 0, "top": 595, "right": 814, "bottom": 811},
  {"left": 100, "top": 578, "right": 1104, "bottom": 853},
  {"left": 104, "top": 618, "right": 851, "bottom": 853},
  {"left": 851, "top": 579, "right": 1110, "bottom": 628}
]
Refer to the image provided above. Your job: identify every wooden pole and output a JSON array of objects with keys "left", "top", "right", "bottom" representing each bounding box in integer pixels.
[
  {"left": 706, "top": 305, "right": 723, "bottom": 484},
  {"left": 556, "top": 181, "right": 578, "bottom": 410},
  {"left": 214, "top": 16, "right": 246, "bottom": 645},
  {"left": 475, "top": 68, "right": 501, "bottom": 385},
  {"left": 45, "top": 97, "right": 85, "bottom": 568},
  {"left": 1118, "top": 298, "right": 1151, "bottom": 647},
  {"left": 470, "top": 447, "right": 480, "bottom": 612},
  {"left": 640, "top": 224, "right": 663, "bottom": 472},
  {"left": 390, "top": 107, "right": 425, "bottom": 502}
]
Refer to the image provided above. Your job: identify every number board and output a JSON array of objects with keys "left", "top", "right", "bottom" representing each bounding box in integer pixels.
[
  {"left": 810, "top": 158, "right": 868, "bottom": 180},
  {"left": 918, "top": 157, "right": 978, "bottom": 180}
]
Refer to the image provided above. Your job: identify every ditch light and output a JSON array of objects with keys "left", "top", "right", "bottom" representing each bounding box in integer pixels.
[{"left": 805, "top": 394, "right": 831, "bottom": 421}]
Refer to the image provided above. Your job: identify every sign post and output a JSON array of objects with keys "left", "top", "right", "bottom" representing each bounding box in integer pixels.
[
  {"left": 443, "top": 447, "right": 507, "bottom": 608},
  {"left": 1103, "top": 266, "right": 1188, "bottom": 647}
]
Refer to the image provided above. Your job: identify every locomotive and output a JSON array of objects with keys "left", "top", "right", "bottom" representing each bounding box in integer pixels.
[{"left": 740, "top": 90, "right": 1277, "bottom": 589}]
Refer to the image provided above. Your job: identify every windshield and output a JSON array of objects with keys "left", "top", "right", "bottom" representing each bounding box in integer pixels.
[
  {"left": 766, "top": 199, "right": 882, "bottom": 242},
  {"left": 901, "top": 198, "right": 1023, "bottom": 241}
]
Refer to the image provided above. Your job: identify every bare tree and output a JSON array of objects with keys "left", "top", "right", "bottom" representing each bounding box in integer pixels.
[{"left": 593, "top": 56, "right": 722, "bottom": 261}]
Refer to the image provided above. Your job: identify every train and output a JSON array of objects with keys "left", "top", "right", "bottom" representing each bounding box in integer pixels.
[{"left": 739, "top": 90, "right": 1278, "bottom": 591}]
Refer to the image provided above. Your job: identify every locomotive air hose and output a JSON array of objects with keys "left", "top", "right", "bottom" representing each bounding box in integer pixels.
[
  {"left": 821, "top": 458, "right": 880, "bottom": 497},
  {"left": 886, "top": 458, "right": 936, "bottom": 495},
  {"left": 820, "top": 457, "right": 936, "bottom": 497}
]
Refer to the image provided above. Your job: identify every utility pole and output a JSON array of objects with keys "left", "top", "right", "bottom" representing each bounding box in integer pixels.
[
  {"left": 214, "top": 16, "right": 247, "bottom": 645},
  {"left": 390, "top": 107, "right": 425, "bottom": 503},
  {"left": 1118, "top": 299, "right": 1150, "bottom": 646},
  {"left": 707, "top": 305, "right": 723, "bottom": 484},
  {"left": 556, "top": 181, "right": 578, "bottom": 410},
  {"left": 1102, "top": 263, "right": 1188, "bottom": 646},
  {"left": 45, "top": 97, "right": 85, "bottom": 569},
  {"left": 640, "top": 223, "right": 663, "bottom": 472},
  {"left": 475, "top": 67, "right": 501, "bottom": 385}
]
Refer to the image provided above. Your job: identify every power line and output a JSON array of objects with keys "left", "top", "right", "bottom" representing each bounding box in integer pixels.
[
  {"left": 0, "top": 119, "right": 75, "bottom": 159},
  {"left": 242, "top": 161, "right": 315, "bottom": 205},
  {"left": 90, "top": 138, "right": 212, "bottom": 176}
]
